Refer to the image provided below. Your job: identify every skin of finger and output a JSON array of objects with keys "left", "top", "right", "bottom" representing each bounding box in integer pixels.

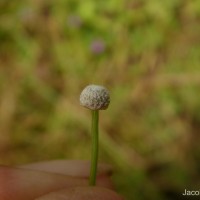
[
  {"left": 0, "top": 165, "right": 114, "bottom": 200},
  {"left": 35, "top": 186, "right": 124, "bottom": 200},
  {"left": 0, "top": 166, "right": 86, "bottom": 200},
  {"left": 19, "top": 160, "right": 112, "bottom": 178},
  {"left": 19, "top": 160, "right": 115, "bottom": 189}
]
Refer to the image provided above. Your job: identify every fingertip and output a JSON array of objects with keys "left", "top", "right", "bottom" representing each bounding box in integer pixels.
[
  {"left": 35, "top": 186, "right": 124, "bottom": 200},
  {"left": 20, "top": 160, "right": 112, "bottom": 178}
]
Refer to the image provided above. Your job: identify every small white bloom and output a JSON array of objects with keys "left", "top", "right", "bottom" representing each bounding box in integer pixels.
[{"left": 80, "top": 85, "right": 110, "bottom": 110}]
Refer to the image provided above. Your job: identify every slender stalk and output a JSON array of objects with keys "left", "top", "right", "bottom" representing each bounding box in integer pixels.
[{"left": 89, "top": 110, "right": 99, "bottom": 186}]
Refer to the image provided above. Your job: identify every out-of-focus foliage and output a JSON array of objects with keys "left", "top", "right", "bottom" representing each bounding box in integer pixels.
[{"left": 0, "top": 0, "right": 200, "bottom": 199}]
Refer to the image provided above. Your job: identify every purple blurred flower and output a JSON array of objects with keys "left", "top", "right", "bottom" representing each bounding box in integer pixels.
[
  {"left": 67, "top": 15, "right": 83, "bottom": 29},
  {"left": 90, "top": 39, "right": 106, "bottom": 54}
]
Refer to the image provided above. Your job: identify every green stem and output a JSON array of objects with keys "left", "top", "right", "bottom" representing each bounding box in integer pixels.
[{"left": 89, "top": 110, "right": 99, "bottom": 186}]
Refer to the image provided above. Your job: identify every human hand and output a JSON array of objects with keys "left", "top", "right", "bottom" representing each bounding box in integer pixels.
[{"left": 0, "top": 160, "right": 124, "bottom": 200}]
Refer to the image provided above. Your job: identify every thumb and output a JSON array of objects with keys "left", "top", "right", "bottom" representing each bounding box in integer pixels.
[{"left": 35, "top": 186, "right": 124, "bottom": 200}]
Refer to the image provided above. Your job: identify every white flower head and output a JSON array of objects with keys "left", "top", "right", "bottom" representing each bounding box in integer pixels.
[{"left": 80, "top": 85, "right": 110, "bottom": 110}]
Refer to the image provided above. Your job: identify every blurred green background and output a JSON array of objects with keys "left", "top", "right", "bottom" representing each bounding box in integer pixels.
[{"left": 0, "top": 0, "right": 200, "bottom": 199}]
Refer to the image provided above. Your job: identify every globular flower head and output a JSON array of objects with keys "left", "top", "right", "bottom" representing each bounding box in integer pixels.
[{"left": 80, "top": 85, "right": 110, "bottom": 110}]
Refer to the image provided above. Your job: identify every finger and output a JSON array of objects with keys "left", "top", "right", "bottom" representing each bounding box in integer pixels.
[
  {"left": 0, "top": 165, "right": 86, "bottom": 200},
  {"left": 19, "top": 160, "right": 114, "bottom": 189},
  {"left": 35, "top": 186, "right": 124, "bottom": 200},
  {"left": 19, "top": 160, "right": 112, "bottom": 178}
]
